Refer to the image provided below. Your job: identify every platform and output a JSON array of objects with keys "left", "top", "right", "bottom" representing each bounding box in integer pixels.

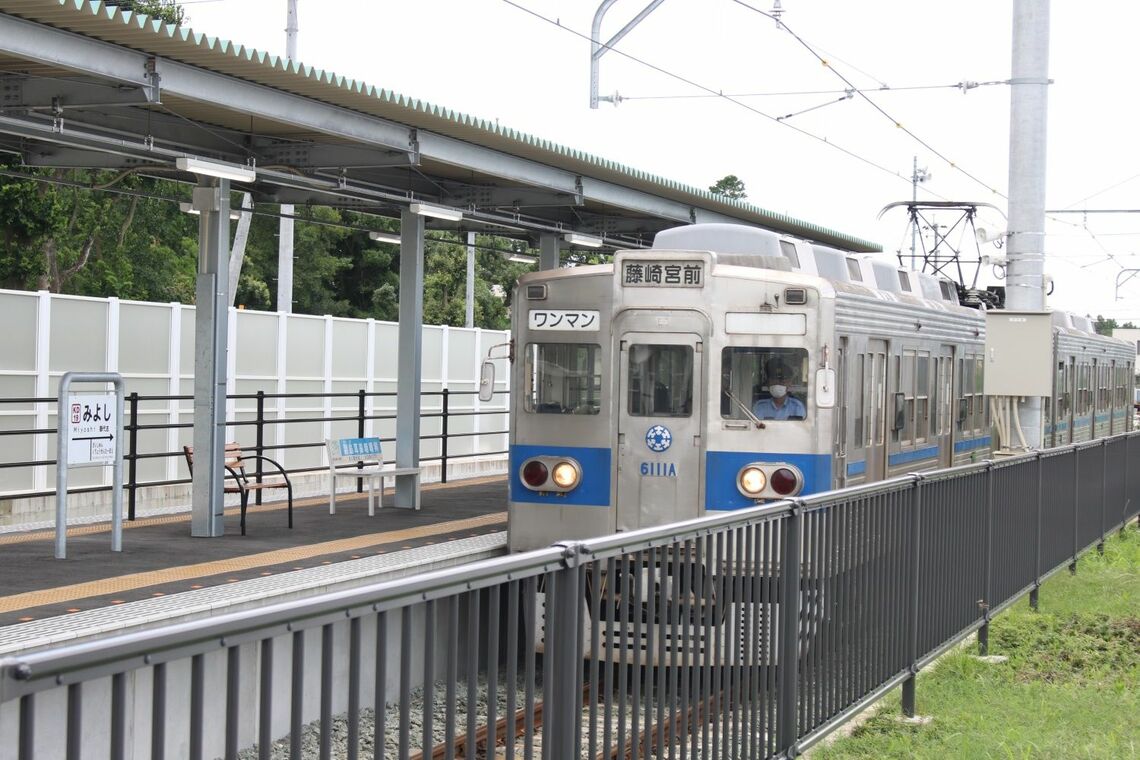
[{"left": 0, "top": 476, "right": 508, "bottom": 642}]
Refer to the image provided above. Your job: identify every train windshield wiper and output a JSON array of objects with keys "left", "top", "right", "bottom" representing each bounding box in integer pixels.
[{"left": 722, "top": 388, "right": 766, "bottom": 429}]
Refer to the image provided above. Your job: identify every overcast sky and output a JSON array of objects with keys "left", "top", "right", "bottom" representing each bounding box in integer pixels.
[{"left": 179, "top": 0, "right": 1140, "bottom": 321}]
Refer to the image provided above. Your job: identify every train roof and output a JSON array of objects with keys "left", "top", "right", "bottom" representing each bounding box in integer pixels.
[
  {"left": 647, "top": 225, "right": 1129, "bottom": 346},
  {"left": 651, "top": 223, "right": 962, "bottom": 307}
]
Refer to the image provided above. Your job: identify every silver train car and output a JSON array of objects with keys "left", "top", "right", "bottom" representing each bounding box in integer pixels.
[{"left": 502, "top": 223, "right": 1134, "bottom": 553}]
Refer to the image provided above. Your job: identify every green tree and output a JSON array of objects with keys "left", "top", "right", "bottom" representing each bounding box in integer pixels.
[
  {"left": 0, "top": 162, "right": 199, "bottom": 300},
  {"left": 709, "top": 174, "right": 747, "bottom": 200},
  {"left": 1093, "top": 315, "right": 1118, "bottom": 335},
  {"left": 102, "top": 1, "right": 185, "bottom": 25},
  {"left": 0, "top": 166, "right": 537, "bottom": 329},
  {"left": 1092, "top": 315, "right": 1137, "bottom": 335},
  {"left": 421, "top": 233, "right": 530, "bottom": 330}
]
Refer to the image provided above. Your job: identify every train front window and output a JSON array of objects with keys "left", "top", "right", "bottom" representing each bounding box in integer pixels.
[
  {"left": 627, "top": 344, "right": 693, "bottom": 417},
  {"left": 721, "top": 347, "right": 810, "bottom": 421},
  {"left": 523, "top": 343, "right": 602, "bottom": 414}
]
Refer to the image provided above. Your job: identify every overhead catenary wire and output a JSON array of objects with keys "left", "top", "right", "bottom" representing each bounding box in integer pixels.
[
  {"left": 1056, "top": 172, "right": 1140, "bottom": 210},
  {"left": 505, "top": 0, "right": 1140, "bottom": 271},
  {"left": 728, "top": 2, "right": 1136, "bottom": 266},
  {"left": 730, "top": 0, "right": 1006, "bottom": 199},
  {"left": 620, "top": 80, "right": 1008, "bottom": 102},
  {"left": 498, "top": 0, "right": 951, "bottom": 201}
]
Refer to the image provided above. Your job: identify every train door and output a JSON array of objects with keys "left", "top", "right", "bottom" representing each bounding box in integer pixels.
[
  {"left": 866, "top": 339, "right": 888, "bottom": 481},
  {"left": 836, "top": 338, "right": 849, "bottom": 487},
  {"left": 1064, "top": 357, "right": 1076, "bottom": 444},
  {"left": 614, "top": 311, "right": 707, "bottom": 531},
  {"left": 1085, "top": 362, "right": 1094, "bottom": 439},
  {"left": 930, "top": 348, "right": 957, "bottom": 467}
]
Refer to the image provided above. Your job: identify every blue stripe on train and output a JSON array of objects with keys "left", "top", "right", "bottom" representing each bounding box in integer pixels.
[
  {"left": 889, "top": 445, "right": 940, "bottom": 466},
  {"left": 508, "top": 444, "right": 611, "bottom": 506},
  {"left": 705, "top": 451, "right": 832, "bottom": 511},
  {"left": 954, "top": 436, "right": 991, "bottom": 453},
  {"left": 852, "top": 437, "right": 989, "bottom": 474}
]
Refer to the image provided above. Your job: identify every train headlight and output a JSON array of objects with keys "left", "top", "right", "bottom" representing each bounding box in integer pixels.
[
  {"left": 520, "top": 456, "right": 582, "bottom": 493},
  {"left": 551, "top": 460, "right": 581, "bottom": 489},
  {"left": 737, "top": 465, "right": 767, "bottom": 497},
  {"left": 735, "top": 462, "right": 804, "bottom": 499}
]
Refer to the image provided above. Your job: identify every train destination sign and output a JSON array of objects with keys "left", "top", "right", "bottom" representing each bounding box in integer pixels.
[
  {"left": 622, "top": 260, "right": 703, "bottom": 287},
  {"left": 66, "top": 392, "right": 117, "bottom": 467},
  {"left": 528, "top": 310, "right": 600, "bottom": 331}
]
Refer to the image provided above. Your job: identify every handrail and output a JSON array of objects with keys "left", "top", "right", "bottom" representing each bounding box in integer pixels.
[{"left": 0, "top": 386, "right": 510, "bottom": 511}]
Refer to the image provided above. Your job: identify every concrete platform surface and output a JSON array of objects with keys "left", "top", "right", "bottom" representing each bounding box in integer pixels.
[{"left": 0, "top": 476, "right": 508, "bottom": 628}]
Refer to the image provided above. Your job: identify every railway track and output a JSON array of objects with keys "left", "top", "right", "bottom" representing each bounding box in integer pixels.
[{"left": 411, "top": 679, "right": 734, "bottom": 760}]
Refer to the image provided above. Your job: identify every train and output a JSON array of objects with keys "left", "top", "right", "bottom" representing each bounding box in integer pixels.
[{"left": 487, "top": 223, "right": 1134, "bottom": 553}]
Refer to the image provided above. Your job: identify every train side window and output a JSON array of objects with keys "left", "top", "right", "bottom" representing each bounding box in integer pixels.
[
  {"left": 1079, "top": 363, "right": 1089, "bottom": 415},
  {"left": 933, "top": 357, "right": 942, "bottom": 436},
  {"left": 629, "top": 344, "right": 693, "bottom": 417},
  {"left": 873, "top": 352, "right": 886, "bottom": 445},
  {"left": 890, "top": 354, "right": 901, "bottom": 442},
  {"left": 1056, "top": 361, "right": 1068, "bottom": 416},
  {"left": 1101, "top": 365, "right": 1110, "bottom": 412},
  {"left": 523, "top": 343, "right": 602, "bottom": 415},
  {"left": 892, "top": 392, "right": 906, "bottom": 433},
  {"left": 957, "top": 357, "right": 969, "bottom": 430},
  {"left": 779, "top": 240, "right": 800, "bottom": 268},
  {"left": 901, "top": 350, "right": 916, "bottom": 445},
  {"left": 720, "top": 346, "right": 809, "bottom": 421},
  {"left": 853, "top": 354, "right": 865, "bottom": 448},
  {"left": 975, "top": 357, "right": 985, "bottom": 432},
  {"left": 916, "top": 353, "right": 930, "bottom": 443}
]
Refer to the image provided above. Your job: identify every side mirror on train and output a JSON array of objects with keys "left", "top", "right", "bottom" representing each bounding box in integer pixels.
[
  {"left": 815, "top": 368, "right": 836, "bottom": 408},
  {"left": 892, "top": 392, "right": 906, "bottom": 432},
  {"left": 478, "top": 360, "right": 495, "bottom": 402}
]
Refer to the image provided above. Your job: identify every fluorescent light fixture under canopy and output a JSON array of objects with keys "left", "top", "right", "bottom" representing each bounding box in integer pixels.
[
  {"left": 176, "top": 156, "right": 256, "bottom": 183},
  {"left": 369, "top": 231, "right": 401, "bottom": 244},
  {"left": 507, "top": 253, "right": 538, "bottom": 264},
  {"left": 409, "top": 202, "right": 463, "bottom": 221},
  {"left": 563, "top": 232, "right": 604, "bottom": 248}
]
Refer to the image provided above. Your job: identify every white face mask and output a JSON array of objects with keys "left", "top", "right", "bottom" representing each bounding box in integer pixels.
[{"left": 769, "top": 384, "right": 787, "bottom": 399}]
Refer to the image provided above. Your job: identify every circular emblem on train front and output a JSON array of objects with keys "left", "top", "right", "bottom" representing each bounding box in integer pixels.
[{"left": 645, "top": 425, "right": 672, "bottom": 452}]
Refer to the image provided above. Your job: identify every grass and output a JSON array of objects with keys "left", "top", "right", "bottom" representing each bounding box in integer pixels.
[{"left": 812, "top": 522, "right": 1140, "bottom": 760}]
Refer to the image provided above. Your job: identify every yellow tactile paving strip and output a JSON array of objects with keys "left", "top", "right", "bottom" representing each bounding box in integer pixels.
[
  {"left": 0, "top": 511, "right": 506, "bottom": 614},
  {"left": 0, "top": 474, "right": 507, "bottom": 546}
]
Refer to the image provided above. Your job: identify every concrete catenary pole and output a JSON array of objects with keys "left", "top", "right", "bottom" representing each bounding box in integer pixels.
[
  {"left": 1004, "top": 0, "right": 1050, "bottom": 448},
  {"left": 277, "top": 0, "right": 299, "bottom": 313},
  {"left": 466, "top": 231, "right": 475, "bottom": 328}
]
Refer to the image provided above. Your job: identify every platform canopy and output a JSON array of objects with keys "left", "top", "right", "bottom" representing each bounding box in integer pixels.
[
  {"left": 0, "top": 1, "right": 877, "bottom": 252},
  {"left": 0, "top": 1, "right": 879, "bottom": 537}
]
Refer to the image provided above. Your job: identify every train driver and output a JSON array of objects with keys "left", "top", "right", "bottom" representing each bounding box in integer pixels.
[{"left": 752, "top": 359, "right": 806, "bottom": 420}]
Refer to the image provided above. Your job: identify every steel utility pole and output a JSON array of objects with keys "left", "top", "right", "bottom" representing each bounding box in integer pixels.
[
  {"left": 277, "top": 0, "right": 299, "bottom": 313},
  {"left": 1004, "top": 0, "right": 1050, "bottom": 448},
  {"left": 909, "top": 157, "right": 929, "bottom": 265}
]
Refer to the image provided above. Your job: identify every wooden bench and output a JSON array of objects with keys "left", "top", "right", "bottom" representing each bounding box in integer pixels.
[
  {"left": 183, "top": 442, "right": 294, "bottom": 535},
  {"left": 327, "top": 437, "right": 421, "bottom": 514}
]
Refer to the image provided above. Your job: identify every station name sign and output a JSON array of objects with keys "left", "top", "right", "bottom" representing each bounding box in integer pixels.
[
  {"left": 67, "top": 392, "right": 117, "bottom": 468},
  {"left": 622, "top": 260, "right": 704, "bottom": 287}
]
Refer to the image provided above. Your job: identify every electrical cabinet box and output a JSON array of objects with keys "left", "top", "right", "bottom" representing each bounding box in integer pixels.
[{"left": 983, "top": 310, "right": 1053, "bottom": 396}]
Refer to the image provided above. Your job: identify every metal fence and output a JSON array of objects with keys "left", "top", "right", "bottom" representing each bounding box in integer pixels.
[
  {"left": 0, "top": 386, "right": 509, "bottom": 516},
  {"left": 2, "top": 435, "right": 1137, "bottom": 760}
]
